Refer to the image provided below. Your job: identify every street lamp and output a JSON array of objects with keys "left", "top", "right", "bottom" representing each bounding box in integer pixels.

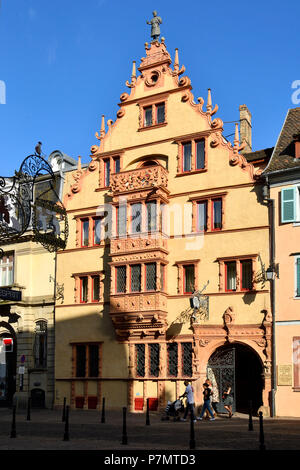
[{"left": 266, "top": 264, "right": 279, "bottom": 281}]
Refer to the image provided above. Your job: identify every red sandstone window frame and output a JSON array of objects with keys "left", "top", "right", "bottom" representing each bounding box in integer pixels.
[
  {"left": 175, "top": 260, "right": 200, "bottom": 295},
  {"left": 80, "top": 276, "right": 88, "bottom": 303},
  {"left": 115, "top": 265, "right": 127, "bottom": 294},
  {"left": 93, "top": 217, "right": 102, "bottom": 246},
  {"left": 145, "top": 262, "right": 157, "bottom": 292},
  {"left": 138, "top": 97, "right": 168, "bottom": 131},
  {"left": 72, "top": 342, "right": 102, "bottom": 379},
  {"left": 190, "top": 193, "right": 226, "bottom": 233},
  {"left": 81, "top": 218, "right": 89, "bottom": 247},
  {"left": 91, "top": 275, "right": 100, "bottom": 303},
  {"left": 218, "top": 255, "right": 257, "bottom": 293},
  {"left": 177, "top": 137, "right": 207, "bottom": 175},
  {"left": 130, "top": 264, "right": 142, "bottom": 293}
]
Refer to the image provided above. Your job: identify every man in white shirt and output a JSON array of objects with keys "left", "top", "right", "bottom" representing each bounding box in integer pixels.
[{"left": 180, "top": 380, "right": 196, "bottom": 422}]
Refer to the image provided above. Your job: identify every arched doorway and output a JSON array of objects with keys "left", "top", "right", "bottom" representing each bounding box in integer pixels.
[{"left": 207, "top": 343, "right": 264, "bottom": 415}]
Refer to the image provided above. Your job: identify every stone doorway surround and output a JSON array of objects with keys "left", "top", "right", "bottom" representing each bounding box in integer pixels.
[{"left": 191, "top": 308, "right": 272, "bottom": 416}]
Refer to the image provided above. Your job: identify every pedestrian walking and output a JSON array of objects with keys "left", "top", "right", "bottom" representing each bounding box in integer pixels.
[
  {"left": 222, "top": 384, "right": 234, "bottom": 418},
  {"left": 197, "top": 383, "right": 215, "bottom": 421},
  {"left": 180, "top": 380, "right": 196, "bottom": 423},
  {"left": 210, "top": 381, "right": 219, "bottom": 416}
]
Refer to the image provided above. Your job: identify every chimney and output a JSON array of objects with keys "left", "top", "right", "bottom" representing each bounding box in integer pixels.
[{"left": 239, "top": 105, "right": 252, "bottom": 153}]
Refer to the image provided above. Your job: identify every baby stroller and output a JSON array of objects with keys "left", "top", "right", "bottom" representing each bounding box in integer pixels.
[{"left": 161, "top": 398, "right": 184, "bottom": 421}]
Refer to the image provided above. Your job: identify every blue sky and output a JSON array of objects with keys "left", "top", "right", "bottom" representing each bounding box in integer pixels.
[{"left": 0, "top": 0, "right": 299, "bottom": 175}]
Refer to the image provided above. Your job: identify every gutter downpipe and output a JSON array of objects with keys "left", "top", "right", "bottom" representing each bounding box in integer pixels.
[{"left": 264, "top": 175, "right": 276, "bottom": 417}]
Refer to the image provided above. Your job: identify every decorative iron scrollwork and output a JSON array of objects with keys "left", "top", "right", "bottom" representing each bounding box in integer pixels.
[{"left": 0, "top": 146, "right": 68, "bottom": 253}]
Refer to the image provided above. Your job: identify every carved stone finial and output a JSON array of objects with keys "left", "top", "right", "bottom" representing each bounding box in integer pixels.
[
  {"left": 174, "top": 48, "right": 179, "bottom": 72},
  {"left": 95, "top": 115, "right": 105, "bottom": 141},
  {"left": 77, "top": 156, "right": 82, "bottom": 171},
  {"left": 206, "top": 88, "right": 218, "bottom": 116}
]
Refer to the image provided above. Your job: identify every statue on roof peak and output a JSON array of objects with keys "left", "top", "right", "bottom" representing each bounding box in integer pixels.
[{"left": 147, "top": 11, "right": 162, "bottom": 42}]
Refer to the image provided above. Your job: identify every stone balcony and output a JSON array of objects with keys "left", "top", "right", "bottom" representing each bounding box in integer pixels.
[
  {"left": 110, "top": 291, "right": 168, "bottom": 341},
  {"left": 110, "top": 234, "right": 168, "bottom": 257},
  {"left": 110, "top": 164, "right": 168, "bottom": 194}
]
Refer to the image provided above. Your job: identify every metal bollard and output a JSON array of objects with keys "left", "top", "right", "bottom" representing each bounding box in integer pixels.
[
  {"left": 10, "top": 405, "right": 17, "bottom": 438},
  {"left": 101, "top": 397, "right": 105, "bottom": 424},
  {"left": 63, "top": 405, "right": 70, "bottom": 441},
  {"left": 146, "top": 398, "right": 150, "bottom": 426},
  {"left": 248, "top": 400, "right": 253, "bottom": 431},
  {"left": 26, "top": 397, "right": 31, "bottom": 421},
  {"left": 62, "top": 397, "right": 66, "bottom": 422},
  {"left": 122, "top": 407, "right": 128, "bottom": 445},
  {"left": 189, "top": 413, "right": 196, "bottom": 450},
  {"left": 259, "top": 411, "right": 266, "bottom": 451}
]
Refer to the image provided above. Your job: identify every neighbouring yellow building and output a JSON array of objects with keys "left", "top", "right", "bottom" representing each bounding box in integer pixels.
[{"left": 55, "top": 35, "right": 273, "bottom": 416}]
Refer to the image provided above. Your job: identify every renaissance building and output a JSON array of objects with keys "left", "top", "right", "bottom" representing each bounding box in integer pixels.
[{"left": 54, "top": 33, "right": 273, "bottom": 415}]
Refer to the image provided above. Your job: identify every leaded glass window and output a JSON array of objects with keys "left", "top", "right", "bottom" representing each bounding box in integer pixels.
[
  {"left": 131, "top": 264, "right": 141, "bottom": 292},
  {"left": 131, "top": 203, "right": 142, "bottom": 233},
  {"left": 136, "top": 344, "right": 145, "bottom": 377},
  {"left": 182, "top": 342, "right": 193, "bottom": 376},
  {"left": 116, "top": 266, "right": 126, "bottom": 293},
  {"left": 146, "top": 201, "right": 157, "bottom": 232},
  {"left": 104, "top": 159, "right": 110, "bottom": 187},
  {"left": 117, "top": 204, "right": 127, "bottom": 237},
  {"left": 167, "top": 343, "right": 178, "bottom": 376},
  {"left": 149, "top": 343, "right": 160, "bottom": 377},
  {"left": 146, "top": 263, "right": 156, "bottom": 291},
  {"left": 34, "top": 321, "right": 47, "bottom": 368}
]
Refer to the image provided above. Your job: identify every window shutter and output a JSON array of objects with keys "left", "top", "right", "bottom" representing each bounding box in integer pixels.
[
  {"left": 281, "top": 187, "right": 297, "bottom": 223},
  {"left": 296, "top": 258, "right": 300, "bottom": 297}
]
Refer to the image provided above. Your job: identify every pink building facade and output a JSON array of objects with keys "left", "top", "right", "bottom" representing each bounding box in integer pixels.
[{"left": 263, "top": 108, "right": 300, "bottom": 417}]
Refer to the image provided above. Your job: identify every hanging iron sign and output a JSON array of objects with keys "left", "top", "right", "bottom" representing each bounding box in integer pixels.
[{"left": 0, "top": 145, "right": 68, "bottom": 253}]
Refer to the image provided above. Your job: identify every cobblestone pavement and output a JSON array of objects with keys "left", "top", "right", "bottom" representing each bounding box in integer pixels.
[{"left": 0, "top": 407, "right": 299, "bottom": 452}]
